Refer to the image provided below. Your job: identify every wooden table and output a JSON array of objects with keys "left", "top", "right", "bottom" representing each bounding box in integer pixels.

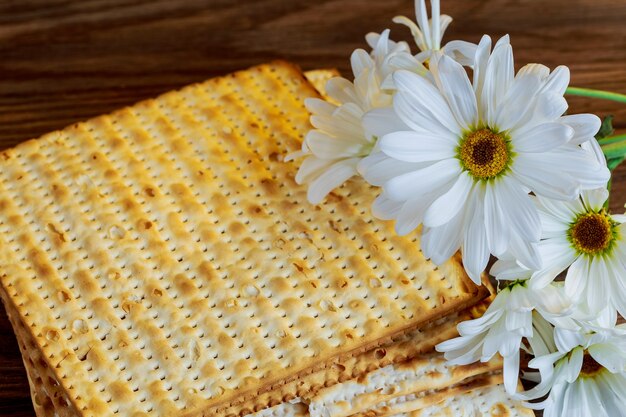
[{"left": 1, "top": 1, "right": 625, "bottom": 415}]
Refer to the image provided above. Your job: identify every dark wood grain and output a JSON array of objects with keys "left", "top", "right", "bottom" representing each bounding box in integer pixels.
[{"left": 0, "top": 0, "right": 625, "bottom": 415}]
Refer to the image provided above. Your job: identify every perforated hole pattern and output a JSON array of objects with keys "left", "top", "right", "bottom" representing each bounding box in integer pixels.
[
  {"left": 1, "top": 286, "right": 76, "bottom": 417},
  {"left": 405, "top": 383, "right": 536, "bottom": 417},
  {"left": 0, "top": 62, "right": 478, "bottom": 417}
]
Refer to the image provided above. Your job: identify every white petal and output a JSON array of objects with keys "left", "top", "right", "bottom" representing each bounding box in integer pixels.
[
  {"left": 379, "top": 130, "right": 456, "bottom": 163},
  {"left": 371, "top": 28, "right": 391, "bottom": 57},
  {"left": 559, "top": 147, "right": 611, "bottom": 190},
  {"left": 285, "top": 148, "right": 309, "bottom": 162},
  {"left": 421, "top": 208, "right": 465, "bottom": 264},
  {"left": 560, "top": 114, "right": 602, "bottom": 145},
  {"left": 415, "top": 0, "right": 431, "bottom": 49},
  {"left": 436, "top": 334, "right": 485, "bottom": 365},
  {"left": 484, "top": 181, "right": 510, "bottom": 256},
  {"left": 462, "top": 190, "right": 489, "bottom": 284},
  {"left": 534, "top": 283, "right": 572, "bottom": 315},
  {"left": 384, "top": 158, "right": 460, "bottom": 201},
  {"left": 581, "top": 187, "right": 609, "bottom": 211},
  {"left": 498, "top": 176, "right": 542, "bottom": 242},
  {"left": 350, "top": 48, "right": 374, "bottom": 78},
  {"left": 371, "top": 192, "right": 403, "bottom": 220},
  {"left": 512, "top": 153, "right": 580, "bottom": 200},
  {"left": 564, "top": 346, "right": 584, "bottom": 382},
  {"left": 535, "top": 194, "right": 583, "bottom": 222},
  {"left": 539, "top": 213, "right": 571, "bottom": 240},
  {"left": 310, "top": 109, "right": 365, "bottom": 143},
  {"left": 395, "top": 195, "right": 436, "bottom": 235},
  {"left": 564, "top": 256, "right": 590, "bottom": 303},
  {"left": 508, "top": 232, "right": 542, "bottom": 271},
  {"left": 505, "top": 309, "right": 532, "bottom": 333},
  {"left": 438, "top": 15, "right": 453, "bottom": 44},
  {"left": 423, "top": 171, "right": 473, "bottom": 227},
  {"left": 586, "top": 258, "right": 609, "bottom": 314},
  {"left": 483, "top": 321, "right": 513, "bottom": 358},
  {"left": 513, "top": 122, "right": 574, "bottom": 153},
  {"left": 482, "top": 41, "right": 514, "bottom": 127},
  {"left": 431, "top": 0, "right": 441, "bottom": 47},
  {"left": 490, "top": 258, "right": 530, "bottom": 281},
  {"left": 305, "top": 130, "right": 365, "bottom": 159},
  {"left": 430, "top": 54, "right": 478, "bottom": 128},
  {"left": 495, "top": 63, "right": 549, "bottom": 131},
  {"left": 504, "top": 352, "right": 521, "bottom": 394},
  {"left": 362, "top": 107, "right": 409, "bottom": 139},
  {"left": 472, "top": 35, "right": 492, "bottom": 105},
  {"left": 597, "top": 376, "right": 626, "bottom": 417},
  {"left": 325, "top": 77, "right": 360, "bottom": 104},
  {"left": 392, "top": 15, "right": 427, "bottom": 52},
  {"left": 386, "top": 52, "right": 428, "bottom": 77},
  {"left": 443, "top": 40, "right": 478, "bottom": 67},
  {"left": 436, "top": 333, "right": 478, "bottom": 353},
  {"left": 393, "top": 70, "right": 461, "bottom": 137},
  {"left": 295, "top": 155, "right": 334, "bottom": 184},
  {"left": 534, "top": 92, "right": 568, "bottom": 122},
  {"left": 589, "top": 343, "right": 626, "bottom": 373},
  {"left": 305, "top": 97, "right": 336, "bottom": 118},
  {"left": 457, "top": 310, "right": 503, "bottom": 336},
  {"left": 541, "top": 65, "right": 570, "bottom": 96},
  {"left": 307, "top": 158, "right": 359, "bottom": 204},
  {"left": 365, "top": 32, "right": 380, "bottom": 49},
  {"left": 357, "top": 151, "right": 424, "bottom": 186},
  {"left": 529, "top": 237, "right": 577, "bottom": 289},
  {"left": 581, "top": 139, "right": 608, "bottom": 167},
  {"left": 606, "top": 247, "right": 626, "bottom": 318}
]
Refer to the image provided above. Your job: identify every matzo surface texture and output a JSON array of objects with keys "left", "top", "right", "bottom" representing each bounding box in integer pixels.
[{"left": 0, "top": 61, "right": 482, "bottom": 417}]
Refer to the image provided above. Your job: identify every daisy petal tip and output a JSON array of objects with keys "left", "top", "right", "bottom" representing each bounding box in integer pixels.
[
  {"left": 478, "top": 34, "right": 492, "bottom": 45},
  {"left": 496, "top": 34, "right": 511, "bottom": 46},
  {"left": 394, "top": 221, "right": 416, "bottom": 237},
  {"left": 587, "top": 113, "right": 602, "bottom": 129},
  {"left": 465, "top": 268, "right": 483, "bottom": 287},
  {"left": 306, "top": 191, "right": 324, "bottom": 205},
  {"left": 392, "top": 69, "right": 420, "bottom": 88},
  {"left": 303, "top": 97, "right": 321, "bottom": 110}
]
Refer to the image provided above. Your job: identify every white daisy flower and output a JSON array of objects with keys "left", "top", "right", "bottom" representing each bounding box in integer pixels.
[
  {"left": 287, "top": 29, "right": 421, "bottom": 204},
  {"left": 435, "top": 280, "right": 571, "bottom": 395},
  {"left": 492, "top": 183, "right": 626, "bottom": 317},
  {"left": 519, "top": 317, "right": 626, "bottom": 417},
  {"left": 393, "top": 0, "right": 477, "bottom": 65},
  {"left": 361, "top": 35, "right": 610, "bottom": 283}
]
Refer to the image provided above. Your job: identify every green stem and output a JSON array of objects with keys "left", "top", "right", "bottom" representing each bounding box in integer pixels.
[
  {"left": 598, "top": 133, "right": 626, "bottom": 145},
  {"left": 601, "top": 140, "right": 626, "bottom": 159},
  {"left": 566, "top": 87, "right": 626, "bottom": 104}
]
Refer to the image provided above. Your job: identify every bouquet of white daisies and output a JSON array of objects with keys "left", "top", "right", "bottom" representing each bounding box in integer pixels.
[{"left": 288, "top": 1, "right": 626, "bottom": 416}]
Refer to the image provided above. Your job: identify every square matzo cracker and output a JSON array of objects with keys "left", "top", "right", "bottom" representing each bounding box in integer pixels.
[{"left": 0, "top": 61, "right": 484, "bottom": 417}]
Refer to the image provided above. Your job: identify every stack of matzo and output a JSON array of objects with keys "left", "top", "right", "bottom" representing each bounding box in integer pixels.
[{"left": 0, "top": 62, "right": 532, "bottom": 417}]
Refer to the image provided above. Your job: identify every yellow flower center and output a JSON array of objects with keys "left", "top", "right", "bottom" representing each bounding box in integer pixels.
[
  {"left": 458, "top": 128, "right": 511, "bottom": 180},
  {"left": 569, "top": 212, "right": 614, "bottom": 255},
  {"left": 580, "top": 353, "right": 604, "bottom": 378}
]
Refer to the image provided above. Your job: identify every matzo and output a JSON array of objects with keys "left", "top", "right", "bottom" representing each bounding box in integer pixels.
[
  {"left": 307, "top": 354, "right": 502, "bottom": 417},
  {"left": 304, "top": 69, "right": 341, "bottom": 99},
  {"left": 392, "top": 384, "right": 535, "bottom": 417},
  {"left": 0, "top": 61, "right": 484, "bottom": 417},
  {"left": 241, "top": 378, "right": 533, "bottom": 417},
  {"left": 351, "top": 373, "right": 504, "bottom": 417},
  {"left": 14, "top": 68, "right": 491, "bottom": 417},
  {"left": 223, "top": 295, "right": 492, "bottom": 416},
  {"left": 304, "top": 69, "right": 341, "bottom": 104},
  {"left": 14, "top": 295, "right": 492, "bottom": 417}
]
